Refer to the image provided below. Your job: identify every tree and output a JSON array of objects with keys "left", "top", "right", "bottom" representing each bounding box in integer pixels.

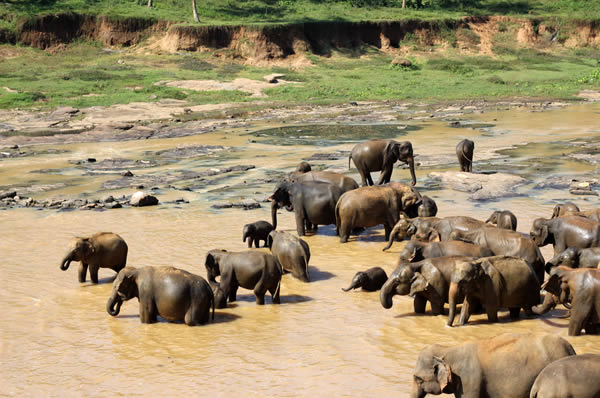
[
  {"left": 192, "top": 0, "right": 199, "bottom": 22},
  {"left": 402, "top": 0, "right": 406, "bottom": 8},
  {"left": 147, "top": 0, "right": 152, "bottom": 7}
]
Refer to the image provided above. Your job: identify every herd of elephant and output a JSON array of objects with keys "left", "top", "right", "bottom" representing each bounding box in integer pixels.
[{"left": 58, "top": 138, "right": 600, "bottom": 397}]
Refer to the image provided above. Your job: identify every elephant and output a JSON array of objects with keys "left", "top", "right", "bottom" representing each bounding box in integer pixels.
[
  {"left": 392, "top": 240, "right": 493, "bottom": 262},
  {"left": 446, "top": 256, "right": 540, "bottom": 327},
  {"left": 106, "top": 266, "right": 215, "bottom": 326},
  {"left": 456, "top": 138, "right": 474, "bottom": 172},
  {"left": 380, "top": 256, "right": 475, "bottom": 315},
  {"left": 60, "top": 232, "right": 128, "bottom": 283},
  {"left": 295, "top": 161, "right": 311, "bottom": 173},
  {"left": 485, "top": 210, "right": 517, "bottom": 231},
  {"left": 335, "top": 182, "right": 422, "bottom": 243},
  {"left": 342, "top": 267, "right": 387, "bottom": 292},
  {"left": 545, "top": 247, "right": 600, "bottom": 272},
  {"left": 553, "top": 207, "right": 600, "bottom": 223},
  {"left": 269, "top": 180, "right": 344, "bottom": 236},
  {"left": 530, "top": 215, "right": 600, "bottom": 256},
  {"left": 348, "top": 139, "right": 416, "bottom": 186},
  {"left": 417, "top": 195, "right": 437, "bottom": 217},
  {"left": 204, "top": 249, "right": 281, "bottom": 307},
  {"left": 267, "top": 230, "right": 310, "bottom": 282},
  {"left": 450, "top": 226, "right": 546, "bottom": 282},
  {"left": 551, "top": 202, "right": 580, "bottom": 218},
  {"left": 411, "top": 333, "right": 575, "bottom": 398},
  {"left": 533, "top": 266, "right": 600, "bottom": 336},
  {"left": 530, "top": 354, "right": 600, "bottom": 398},
  {"left": 208, "top": 280, "right": 228, "bottom": 309},
  {"left": 242, "top": 221, "right": 274, "bottom": 248},
  {"left": 289, "top": 170, "right": 359, "bottom": 193}
]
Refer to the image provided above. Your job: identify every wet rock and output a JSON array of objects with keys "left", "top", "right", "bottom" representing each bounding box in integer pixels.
[
  {"left": 152, "top": 145, "right": 230, "bottom": 159},
  {"left": 391, "top": 58, "right": 412, "bottom": 67},
  {"left": 428, "top": 171, "right": 527, "bottom": 201},
  {"left": 110, "top": 202, "right": 123, "bottom": 209},
  {"left": 534, "top": 176, "right": 600, "bottom": 190},
  {"left": 264, "top": 74, "right": 284, "bottom": 83},
  {"left": 569, "top": 181, "right": 598, "bottom": 196},
  {"left": 122, "top": 170, "right": 134, "bottom": 177},
  {"left": 48, "top": 106, "right": 79, "bottom": 120},
  {"left": 130, "top": 191, "right": 159, "bottom": 207},
  {"left": 0, "top": 191, "right": 17, "bottom": 200},
  {"left": 102, "top": 195, "right": 115, "bottom": 203},
  {"left": 304, "top": 151, "right": 350, "bottom": 161},
  {"left": 211, "top": 199, "right": 261, "bottom": 210}
]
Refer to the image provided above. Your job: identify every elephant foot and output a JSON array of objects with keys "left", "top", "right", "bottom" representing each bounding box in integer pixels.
[{"left": 509, "top": 308, "right": 521, "bottom": 319}]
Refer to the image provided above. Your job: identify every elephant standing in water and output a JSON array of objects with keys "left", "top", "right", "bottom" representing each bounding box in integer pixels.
[
  {"left": 530, "top": 215, "right": 600, "bottom": 256},
  {"left": 349, "top": 139, "right": 416, "bottom": 186},
  {"left": 545, "top": 246, "right": 600, "bottom": 271},
  {"left": 391, "top": 240, "right": 493, "bottom": 262},
  {"left": 485, "top": 210, "right": 517, "bottom": 231},
  {"left": 60, "top": 232, "right": 128, "bottom": 283},
  {"left": 268, "top": 230, "right": 311, "bottom": 282},
  {"left": 530, "top": 354, "right": 600, "bottom": 398},
  {"left": 342, "top": 267, "right": 388, "bottom": 292},
  {"left": 289, "top": 170, "right": 359, "bottom": 193},
  {"left": 551, "top": 202, "right": 580, "bottom": 218},
  {"left": 106, "top": 266, "right": 215, "bottom": 326},
  {"left": 242, "top": 221, "right": 274, "bottom": 248},
  {"left": 411, "top": 333, "right": 575, "bottom": 398},
  {"left": 456, "top": 138, "right": 474, "bottom": 172}
]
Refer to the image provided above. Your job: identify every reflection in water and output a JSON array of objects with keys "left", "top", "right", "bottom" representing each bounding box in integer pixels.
[{"left": 1, "top": 103, "right": 600, "bottom": 396}]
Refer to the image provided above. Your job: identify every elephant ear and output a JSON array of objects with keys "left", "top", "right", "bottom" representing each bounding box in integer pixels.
[
  {"left": 551, "top": 205, "right": 562, "bottom": 219},
  {"left": 402, "top": 191, "right": 420, "bottom": 209},
  {"left": 428, "top": 229, "right": 441, "bottom": 242},
  {"left": 540, "top": 224, "right": 549, "bottom": 245},
  {"left": 409, "top": 272, "right": 429, "bottom": 296},
  {"left": 433, "top": 356, "right": 452, "bottom": 392},
  {"left": 83, "top": 238, "right": 95, "bottom": 255},
  {"left": 382, "top": 141, "right": 397, "bottom": 168},
  {"left": 267, "top": 232, "right": 275, "bottom": 249},
  {"left": 541, "top": 273, "right": 562, "bottom": 296}
]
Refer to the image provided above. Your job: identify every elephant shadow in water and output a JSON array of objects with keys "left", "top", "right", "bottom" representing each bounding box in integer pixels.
[
  {"left": 115, "top": 312, "right": 241, "bottom": 324},
  {"left": 308, "top": 265, "right": 335, "bottom": 281},
  {"left": 82, "top": 275, "right": 118, "bottom": 286}
]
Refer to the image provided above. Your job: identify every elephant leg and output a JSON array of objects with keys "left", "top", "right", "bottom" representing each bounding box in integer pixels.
[
  {"left": 185, "top": 301, "right": 208, "bottom": 326},
  {"left": 569, "top": 297, "right": 591, "bottom": 336},
  {"left": 229, "top": 281, "right": 238, "bottom": 303},
  {"left": 269, "top": 284, "right": 280, "bottom": 304},
  {"left": 413, "top": 295, "right": 427, "bottom": 314},
  {"left": 458, "top": 297, "right": 474, "bottom": 326},
  {"left": 77, "top": 262, "right": 88, "bottom": 283},
  {"left": 430, "top": 301, "right": 444, "bottom": 316},
  {"left": 139, "top": 299, "right": 158, "bottom": 324},
  {"left": 89, "top": 266, "right": 99, "bottom": 284},
  {"left": 523, "top": 305, "right": 535, "bottom": 316},
  {"left": 253, "top": 280, "right": 267, "bottom": 305},
  {"left": 247, "top": 239, "right": 253, "bottom": 248},
  {"left": 384, "top": 224, "right": 391, "bottom": 241},
  {"left": 585, "top": 320, "right": 598, "bottom": 335},
  {"left": 485, "top": 305, "right": 499, "bottom": 323},
  {"left": 253, "top": 238, "right": 260, "bottom": 249},
  {"left": 295, "top": 211, "right": 306, "bottom": 236},
  {"left": 509, "top": 307, "right": 521, "bottom": 319}
]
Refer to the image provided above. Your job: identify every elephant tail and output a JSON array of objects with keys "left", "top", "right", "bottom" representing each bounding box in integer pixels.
[
  {"left": 335, "top": 200, "right": 341, "bottom": 235},
  {"left": 348, "top": 153, "right": 352, "bottom": 169},
  {"left": 211, "top": 287, "right": 215, "bottom": 321}
]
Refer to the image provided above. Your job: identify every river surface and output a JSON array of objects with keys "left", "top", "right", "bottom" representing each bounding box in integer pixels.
[{"left": 1, "top": 103, "right": 600, "bottom": 396}]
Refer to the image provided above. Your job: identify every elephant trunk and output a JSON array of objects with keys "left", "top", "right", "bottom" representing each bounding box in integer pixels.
[
  {"left": 532, "top": 293, "right": 557, "bottom": 315},
  {"left": 380, "top": 277, "right": 399, "bottom": 309},
  {"left": 106, "top": 290, "right": 123, "bottom": 316},
  {"left": 271, "top": 201, "right": 278, "bottom": 230},
  {"left": 342, "top": 277, "right": 360, "bottom": 292},
  {"left": 484, "top": 215, "right": 493, "bottom": 224},
  {"left": 411, "top": 382, "right": 426, "bottom": 398},
  {"left": 60, "top": 252, "right": 73, "bottom": 271},
  {"left": 447, "top": 282, "right": 459, "bottom": 326},
  {"left": 382, "top": 233, "right": 397, "bottom": 252},
  {"left": 242, "top": 228, "right": 249, "bottom": 243},
  {"left": 407, "top": 155, "right": 417, "bottom": 186}
]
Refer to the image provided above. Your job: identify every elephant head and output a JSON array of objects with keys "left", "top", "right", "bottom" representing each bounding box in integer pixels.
[
  {"left": 417, "top": 196, "right": 437, "bottom": 217},
  {"left": 106, "top": 267, "right": 139, "bottom": 316},
  {"left": 342, "top": 271, "right": 369, "bottom": 292},
  {"left": 268, "top": 181, "right": 294, "bottom": 230},
  {"left": 242, "top": 224, "right": 255, "bottom": 244},
  {"left": 415, "top": 224, "right": 441, "bottom": 242},
  {"left": 205, "top": 249, "right": 227, "bottom": 282},
  {"left": 485, "top": 211, "right": 502, "bottom": 225},
  {"left": 384, "top": 141, "right": 416, "bottom": 186},
  {"left": 296, "top": 161, "right": 311, "bottom": 173},
  {"left": 450, "top": 259, "right": 484, "bottom": 296},
  {"left": 60, "top": 237, "right": 94, "bottom": 271},
  {"left": 398, "top": 241, "right": 426, "bottom": 262},
  {"left": 209, "top": 280, "right": 227, "bottom": 309},
  {"left": 542, "top": 266, "right": 572, "bottom": 305},
  {"left": 382, "top": 213, "right": 417, "bottom": 251},
  {"left": 412, "top": 346, "right": 453, "bottom": 398},
  {"left": 380, "top": 265, "right": 426, "bottom": 309},
  {"left": 545, "top": 247, "right": 579, "bottom": 273},
  {"left": 552, "top": 203, "right": 580, "bottom": 219},
  {"left": 530, "top": 218, "right": 553, "bottom": 247}
]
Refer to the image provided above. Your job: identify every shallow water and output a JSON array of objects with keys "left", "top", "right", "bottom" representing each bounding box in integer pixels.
[{"left": 1, "top": 102, "right": 600, "bottom": 396}]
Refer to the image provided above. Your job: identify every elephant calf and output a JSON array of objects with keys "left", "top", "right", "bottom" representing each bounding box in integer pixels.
[
  {"left": 545, "top": 246, "right": 600, "bottom": 272},
  {"left": 456, "top": 138, "right": 474, "bottom": 172},
  {"left": 242, "top": 221, "right": 274, "bottom": 248},
  {"left": 342, "top": 267, "right": 387, "bottom": 292},
  {"left": 485, "top": 209, "right": 517, "bottom": 231},
  {"left": 391, "top": 240, "right": 493, "bottom": 262},
  {"left": 60, "top": 232, "right": 128, "bottom": 283},
  {"left": 268, "top": 230, "right": 311, "bottom": 282},
  {"left": 205, "top": 249, "right": 281, "bottom": 307},
  {"left": 530, "top": 354, "right": 600, "bottom": 398},
  {"left": 107, "top": 266, "right": 214, "bottom": 326}
]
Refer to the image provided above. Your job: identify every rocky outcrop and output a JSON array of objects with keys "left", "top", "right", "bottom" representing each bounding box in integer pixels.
[
  {"left": 130, "top": 191, "right": 159, "bottom": 207},
  {"left": 428, "top": 171, "right": 527, "bottom": 201}
]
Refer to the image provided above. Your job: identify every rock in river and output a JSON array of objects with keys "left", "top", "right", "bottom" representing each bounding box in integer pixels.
[
  {"left": 130, "top": 191, "right": 159, "bottom": 207},
  {"left": 428, "top": 171, "right": 528, "bottom": 201}
]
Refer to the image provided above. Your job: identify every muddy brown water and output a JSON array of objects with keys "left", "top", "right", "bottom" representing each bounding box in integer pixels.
[{"left": 1, "top": 103, "right": 600, "bottom": 396}]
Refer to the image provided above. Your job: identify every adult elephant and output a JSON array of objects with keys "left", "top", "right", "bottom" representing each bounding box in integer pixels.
[
  {"left": 551, "top": 202, "right": 580, "bottom": 218},
  {"left": 533, "top": 266, "right": 600, "bottom": 336},
  {"left": 447, "top": 256, "right": 540, "bottom": 327},
  {"left": 411, "top": 333, "right": 575, "bottom": 398},
  {"left": 530, "top": 354, "right": 600, "bottom": 398},
  {"left": 485, "top": 210, "right": 517, "bottom": 231},
  {"left": 267, "top": 230, "right": 310, "bottom": 282},
  {"left": 552, "top": 206, "right": 600, "bottom": 223},
  {"left": 269, "top": 180, "right": 344, "bottom": 236},
  {"left": 204, "top": 249, "right": 281, "bottom": 307},
  {"left": 530, "top": 216, "right": 600, "bottom": 256},
  {"left": 450, "top": 226, "right": 545, "bottom": 282},
  {"left": 456, "top": 138, "right": 474, "bottom": 172},
  {"left": 289, "top": 170, "right": 359, "bottom": 193},
  {"left": 380, "top": 256, "right": 475, "bottom": 315},
  {"left": 60, "top": 232, "right": 128, "bottom": 283},
  {"left": 335, "top": 182, "right": 421, "bottom": 243},
  {"left": 545, "top": 247, "right": 600, "bottom": 272},
  {"left": 348, "top": 139, "right": 416, "bottom": 186},
  {"left": 106, "top": 266, "right": 215, "bottom": 326},
  {"left": 392, "top": 240, "right": 493, "bottom": 262}
]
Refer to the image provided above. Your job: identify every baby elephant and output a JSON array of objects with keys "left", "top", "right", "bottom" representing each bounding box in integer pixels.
[
  {"left": 545, "top": 246, "right": 600, "bottom": 272},
  {"left": 60, "top": 232, "right": 128, "bottom": 283},
  {"left": 106, "top": 266, "right": 215, "bottom": 326},
  {"left": 204, "top": 249, "right": 281, "bottom": 307},
  {"left": 268, "top": 230, "right": 311, "bottom": 282},
  {"left": 242, "top": 221, "right": 274, "bottom": 248},
  {"left": 456, "top": 138, "right": 474, "bottom": 172},
  {"left": 530, "top": 354, "right": 600, "bottom": 398},
  {"left": 342, "top": 267, "right": 388, "bottom": 292},
  {"left": 485, "top": 210, "right": 517, "bottom": 231}
]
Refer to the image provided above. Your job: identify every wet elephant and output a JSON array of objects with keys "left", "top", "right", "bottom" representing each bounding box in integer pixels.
[
  {"left": 335, "top": 182, "right": 421, "bottom": 243},
  {"left": 545, "top": 247, "right": 600, "bottom": 272},
  {"left": 417, "top": 195, "right": 437, "bottom": 217},
  {"left": 552, "top": 206, "right": 600, "bottom": 223},
  {"left": 267, "top": 230, "right": 310, "bottom": 282},
  {"left": 485, "top": 210, "right": 517, "bottom": 231},
  {"left": 411, "top": 333, "right": 575, "bottom": 398},
  {"left": 60, "top": 232, "right": 128, "bottom": 283},
  {"left": 204, "top": 249, "right": 281, "bottom": 307},
  {"left": 551, "top": 202, "right": 580, "bottom": 218},
  {"left": 530, "top": 354, "right": 600, "bottom": 398},
  {"left": 242, "top": 220, "right": 274, "bottom": 248},
  {"left": 456, "top": 138, "right": 474, "bottom": 172},
  {"left": 295, "top": 161, "right": 311, "bottom": 173},
  {"left": 530, "top": 215, "right": 600, "bottom": 256},
  {"left": 446, "top": 256, "right": 540, "bottom": 327},
  {"left": 393, "top": 240, "right": 493, "bottom": 262},
  {"left": 289, "top": 170, "right": 359, "bottom": 193},
  {"left": 342, "top": 267, "right": 387, "bottom": 292},
  {"left": 349, "top": 139, "right": 416, "bottom": 186},
  {"left": 269, "top": 180, "right": 344, "bottom": 236},
  {"left": 106, "top": 266, "right": 215, "bottom": 326},
  {"left": 380, "top": 256, "right": 475, "bottom": 315}
]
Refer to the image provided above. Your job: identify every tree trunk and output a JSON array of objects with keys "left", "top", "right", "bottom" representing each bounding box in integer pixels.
[
  {"left": 192, "top": 0, "right": 199, "bottom": 22},
  {"left": 147, "top": 0, "right": 152, "bottom": 7},
  {"left": 402, "top": 0, "right": 406, "bottom": 8}
]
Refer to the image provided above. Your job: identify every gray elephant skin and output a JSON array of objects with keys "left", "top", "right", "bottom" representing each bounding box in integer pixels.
[
  {"left": 456, "top": 138, "right": 474, "bottom": 172},
  {"left": 530, "top": 354, "right": 600, "bottom": 398},
  {"left": 417, "top": 195, "right": 438, "bottom": 217},
  {"left": 270, "top": 180, "right": 343, "bottom": 236},
  {"left": 380, "top": 256, "right": 475, "bottom": 315},
  {"left": 485, "top": 210, "right": 517, "bottom": 231},
  {"left": 349, "top": 139, "right": 416, "bottom": 186},
  {"left": 106, "top": 266, "right": 215, "bottom": 326},
  {"left": 242, "top": 221, "right": 274, "bottom": 248},
  {"left": 205, "top": 249, "right": 281, "bottom": 307},
  {"left": 447, "top": 256, "right": 540, "bottom": 327},
  {"left": 342, "top": 267, "right": 387, "bottom": 292},
  {"left": 412, "top": 333, "right": 575, "bottom": 398},
  {"left": 335, "top": 182, "right": 421, "bottom": 243},
  {"left": 391, "top": 240, "right": 493, "bottom": 263},
  {"left": 60, "top": 232, "right": 128, "bottom": 283},
  {"left": 530, "top": 215, "right": 600, "bottom": 256},
  {"left": 552, "top": 202, "right": 580, "bottom": 218},
  {"left": 289, "top": 170, "right": 359, "bottom": 193},
  {"left": 545, "top": 247, "right": 600, "bottom": 272},
  {"left": 268, "top": 230, "right": 311, "bottom": 282}
]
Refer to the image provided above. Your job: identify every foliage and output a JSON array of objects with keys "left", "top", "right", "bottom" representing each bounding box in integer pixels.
[{"left": 577, "top": 68, "right": 600, "bottom": 84}]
